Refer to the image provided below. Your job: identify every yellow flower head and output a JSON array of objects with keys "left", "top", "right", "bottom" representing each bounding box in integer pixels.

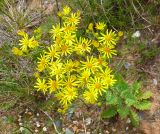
[
  {"left": 12, "top": 47, "right": 23, "bottom": 56},
  {"left": 95, "top": 22, "right": 106, "bottom": 31},
  {"left": 62, "top": 6, "right": 71, "bottom": 15},
  {"left": 83, "top": 88, "right": 98, "bottom": 104},
  {"left": 56, "top": 88, "right": 78, "bottom": 106},
  {"left": 34, "top": 78, "right": 48, "bottom": 93},
  {"left": 98, "top": 29, "right": 117, "bottom": 46}
]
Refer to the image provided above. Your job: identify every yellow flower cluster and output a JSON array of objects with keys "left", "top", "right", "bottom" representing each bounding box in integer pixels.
[
  {"left": 33, "top": 6, "right": 120, "bottom": 109},
  {"left": 12, "top": 30, "right": 39, "bottom": 55}
]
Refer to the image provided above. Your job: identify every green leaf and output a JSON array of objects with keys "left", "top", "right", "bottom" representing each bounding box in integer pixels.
[
  {"left": 130, "top": 110, "right": 139, "bottom": 127},
  {"left": 101, "top": 107, "right": 117, "bottom": 118},
  {"left": 134, "top": 100, "right": 152, "bottom": 110},
  {"left": 117, "top": 107, "right": 130, "bottom": 118},
  {"left": 138, "top": 91, "right": 152, "bottom": 100},
  {"left": 105, "top": 91, "right": 118, "bottom": 105},
  {"left": 125, "top": 98, "right": 136, "bottom": 106}
]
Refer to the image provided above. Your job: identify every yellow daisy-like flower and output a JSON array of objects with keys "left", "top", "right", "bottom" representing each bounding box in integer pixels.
[
  {"left": 12, "top": 47, "right": 23, "bottom": 56},
  {"left": 62, "top": 6, "right": 71, "bottom": 15},
  {"left": 34, "top": 78, "right": 48, "bottom": 93},
  {"left": 28, "top": 37, "right": 39, "bottom": 49},
  {"left": 81, "top": 56, "right": 99, "bottom": 73},
  {"left": 88, "top": 77, "right": 106, "bottom": 95},
  {"left": 65, "top": 13, "right": 80, "bottom": 26},
  {"left": 56, "top": 87, "right": 78, "bottom": 106},
  {"left": 98, "top": 29, "right": 117, "bottom": 46},
  {"left": 77, "top": 70, "right": 91, "bottom": 86},
  {"left": 19, "top": 34, "right": 30, "bottom": 52},
  {"left": 37, "top": 54, "right": 49, "bottom": 72},
  {"left": 92, "top": 40, "right": 100, "bottom": 48},
  {"left": 62, "top": 75, "right": 79, "bottom": 89},
  {"left": 45, "top": 45, "right": 59, "bottom": 61},
  {"left": 50, "top": 24, "right": 63, "bottom": 39},
  {"left": 75, "top": 37, "right": 91, "bottom": 55},
  {"left": 63, "top": 60, "right": 75, "bottom": 73},
  {"left": 99, "top": 44, "right": 117, "bottom": 59},
  {"left": 95, "top": 22, "right": 106, "bottom": 31},
  {"left": 103, "top": 75, "right": 116, "bottom": 88},
  {"left": 63, "top": 32, "right": 75, "bottom": 45},
  {"left": 17, "top": 30, "right": 27, "bottom": 37},
  {"left": 49, "top": 60, "right": 63, "bottom": 79},
  {"left": 57, "top": 43, "right": 73, "bottom": 56},
  {"left": 83, "top": 88, "right": 98, "bottom": 104},
  {"left": 63, "top": 23, "right": 77, "bottom": 33},
  {"left": 88, "top": 23, "right": 94, "bottom": 31},
  {"left": 48, "top": 78, "right": 62, "bottom": 93}
]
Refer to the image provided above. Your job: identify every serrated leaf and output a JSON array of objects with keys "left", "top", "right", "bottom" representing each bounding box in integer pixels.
[
  {"left": 125, "top": 98, "right": 136, "bottom": 106},
  {"left": 130, "top": 110, "right": 139, "bottom": 127},
  {"left": 106, "top": 91, "right": 118, "bottom": 105},
  {"left": 101, "top": 107, "right": 117, "bottom": 118},
  {"left": 117, "top": 107, "right": 130, "bottom": 118},
  {"left": 134, "top": 100, "right": 152, "bottom": 110},
  {"left": 138, "top": 91, "right": 152, "bottom": 100}
]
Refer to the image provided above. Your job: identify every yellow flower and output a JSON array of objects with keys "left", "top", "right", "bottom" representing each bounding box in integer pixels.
[
  {"left": 57, "top": 43, "right": 73, "bottom": 56},
  {"left": 95, "top": 22, "right": 106, "bottom": 30},
  {"left": 63, "top": 60, "right": 75, "bottom": 73},
  {"left": 103, "top": 75, "right": 116, "bottom": 88},
  {"left": 88, "top": 77, "right": 106, "bottom": 95},
  {"left": 49, "top": 60, "right": 63, "bottom": 79},
  {"left": 63, "top": 32, "right": 75, "bottom": 45},
  {"left": 28, "top": 37, "right": 39, "bottom": 48},
  {"left": 56, "top": 88, "right": 78, "bottom": 106},
  {"left": 45, "top": 45, "right": 59, "bottom": 61},
  {"left": 78, "top": 70, "right": 91, "bottom": 86},
  {"left": 37, "top": 54, "right": 49, "bottom": 72},
  {"left": 83, "top": 88, "right": 98, "bottom": 104},
  {"left": 96, "top": 56, "right": 108, "bottom": 67},
  {"left": 88, "top": 23, "right": 93, "bottom": 31},
  {"left": 92, "top": 40, "right": 99, "bottom": 48},
  {"left": 65, "top": 13, "right": 80, "bottom": 26},
  {"left": 48, "top": 78, "right": 62, "bottom": 93},
  {"left": 75, "top": 37, "right": 91, "bottom": 54},
  {"left": 118, "top": 31, "right": 124, "bottom": 37},
  {"left": 50, "top": 24, "right": 63, "bottom": 39},
  {"left": 19, "top": 34, "right": 30, "bottom": 52},
  {"left": 62, "top": 6, "right": 71, "bottom": 15},
  {"left": 12, "top": 47, "right": 23, "bottom": 56},
  {"left": 81, "top": 56, "right": 99, "bottom": 73},
  {"left": 62, "top": 75, "right": 79, "bottom": 89},
  {"left": 63, "top": 23, "right": 77, "bottom": 33},
  {"left": 98, "top": 29, "right": 117, "bottom": 46},
  {"left": 99, "top": 44, "right": 117, "bottom": 59},
  {"left": 34, "top": 78, "right": 48, "bottom": 93},
  {"left": 34, "top": 72, "right": 40, "bottom": 78},
  {"left": 17, "top": 30, "right": 27, "bottom": 37},
  {"left": 99, "top": 66, "right": 112, "bottom": 78}
]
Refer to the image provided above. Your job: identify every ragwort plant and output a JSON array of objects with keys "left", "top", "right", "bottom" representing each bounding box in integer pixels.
[{"left": 12, "top": 6, "right": 122, "bottom": 112}]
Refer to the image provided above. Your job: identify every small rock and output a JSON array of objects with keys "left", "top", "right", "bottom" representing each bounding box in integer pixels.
[
  {"left": 126, "top": 127, "right": 129, "bottom": 130},
  {"left": 126, "top": 118, "right": 131, "bottom": 124},
  {"left": 36, "top": 121, "right": 41, "bottom": 127},
  {"left": 36, "top": 113, "right": 40, "bottom": 117},
  {"left": 43, "top": 127, "right": 47, "bottom": 132},
  {"left": 132, "top": 31, "right": 141, "bottom": 38},
  {"left": 85, "top": 118, "right": 92, "bottom": 126},
  {"left": 19, "top": 127, "right": 24, "bottom": 132},
  {"left": 112, "top": 128, "right": 116, "bottom": 132},
  {"left": 65, "top": 128, "right": 74, "bottom": 134},
  {"left": 153, "top": 79, "right": 158, "bottom": 85},
  {"left": 124, "top": 62, "right": 131, "bottom": 69},
  {"left": 19, "top": 123, "right": 23, "bottom": 126},
  {"left": 105, "top": 130, "right": 110, "bottom": 134},
  {"left": 35, "top": 129, "right": 39, "bottom": 133}
]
